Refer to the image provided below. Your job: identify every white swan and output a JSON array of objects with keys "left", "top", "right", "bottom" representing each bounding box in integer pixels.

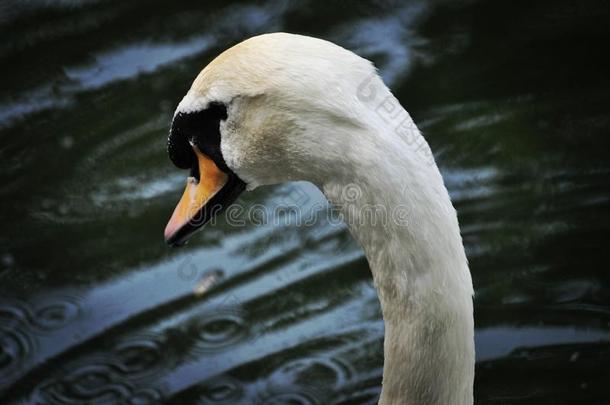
[{"left": 163, "top": 33, "right": 474, "bottom": 405}]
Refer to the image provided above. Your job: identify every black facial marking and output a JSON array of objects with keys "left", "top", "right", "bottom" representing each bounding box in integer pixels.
[
  {"left": 165, "top": 101, "right": 246, "bottom": 247},
  {"left": 167, "top": 102, "right": 230, "bottom": 173}
]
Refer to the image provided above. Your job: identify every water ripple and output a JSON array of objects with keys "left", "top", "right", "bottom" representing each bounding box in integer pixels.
[
  {"left": 257, "top": 390, "right": 319, "bottom": 405},
  {"left": 192, "top": 307, "right": 249, "bottom": 354},
  {"left": 0, "top": 325, "right": 35, "bottom": 385},
  {"left": 29, "top": 333, "right": 166, "bottom": 404},
  {"left": 194, "top": 376, "right": 244, "bottom": 404},
  {"left": 0, "top": 296, "right": 81, "bottom": 387}
]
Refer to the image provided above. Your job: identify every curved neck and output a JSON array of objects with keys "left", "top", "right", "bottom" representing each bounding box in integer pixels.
[{"left": 321, "top": 111, "right": 474, "bottom": 404}]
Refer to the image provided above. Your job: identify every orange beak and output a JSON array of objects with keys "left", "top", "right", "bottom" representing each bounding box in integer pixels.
[{"left": 164, "top": 143, "right": 231, "bottom": 246}]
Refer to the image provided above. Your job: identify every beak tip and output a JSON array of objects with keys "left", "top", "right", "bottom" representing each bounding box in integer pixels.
[
  {"left": 163, "top": 225, "right": 174, "bottom": 241},
  {"left": 164, "top": 234, "right": 186, "bottom": 248},
  {"left": 164, "top": 225, "right": 180, "bottom": 247}
]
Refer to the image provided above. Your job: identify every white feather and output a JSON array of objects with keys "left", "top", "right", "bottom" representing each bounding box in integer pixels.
[{"left": 176, "top": 32, "right": 474, "bottom": 405}]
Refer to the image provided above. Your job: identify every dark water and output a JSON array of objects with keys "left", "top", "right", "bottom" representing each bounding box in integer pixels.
[{"left": 1, "top": 0, "right": 610, "bottom": 403}]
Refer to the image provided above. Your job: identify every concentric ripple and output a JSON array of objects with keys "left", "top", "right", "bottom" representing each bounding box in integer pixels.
[
  {"left": 192, "top": 309, "right": 249, "bottom": 353},
  {"left": 31, "top": 362, "right": 164, "bottom": 404},
  {"left": 113, "top": 336, "right": 165, "bottom": 380},
  {"left": 31, "top": 298, "right": 80, "bottom": 332},
  {"left": 0, "top": 324, "right": 35, "bottom": 384},
  {"left": 269, "top": 357, "right": 354, "bottom": 391},
  {"left": 0, "top": 296, "right": 80, "bottom": 386},
  {"left": 257, "top": 390, "right": 320, "bottom": 405},
  {"left": 194, "top": 376, "right": 245, "bottom": 404}
]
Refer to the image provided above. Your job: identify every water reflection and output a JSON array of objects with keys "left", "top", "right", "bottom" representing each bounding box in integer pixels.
[{"left": 1, "top": 0, "right": 610, "bottom": 403}]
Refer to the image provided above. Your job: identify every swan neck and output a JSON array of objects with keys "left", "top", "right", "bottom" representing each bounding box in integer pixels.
[{"left": 321, "top": 119, "right": 474, "bottom": 404}]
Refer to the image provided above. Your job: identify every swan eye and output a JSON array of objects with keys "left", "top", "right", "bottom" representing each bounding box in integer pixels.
[{"left": 167, "top": 102, "right": 228, "bottom": 172}]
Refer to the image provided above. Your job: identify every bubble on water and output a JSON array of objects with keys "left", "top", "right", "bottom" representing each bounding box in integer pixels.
[
  {"left": 194, "top": 269, "right": 224, "bottom": 297},
  {"left": 58, "top": 203, "right": 70, "bottom": 216},
  {"left": 1, "top": 253, "right": 15, "bottom": 269},
  {"left": 60, "top": 136, "right": 74, "bottom": 149}
]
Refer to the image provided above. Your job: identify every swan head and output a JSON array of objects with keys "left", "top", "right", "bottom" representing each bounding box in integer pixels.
[{"left": 164, "top": 33, "right": 380, "bottom": 246}]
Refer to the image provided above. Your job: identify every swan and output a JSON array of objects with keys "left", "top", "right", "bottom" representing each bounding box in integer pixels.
[{"left": 163, "top": 33, "right": 474, "bottom": 405}]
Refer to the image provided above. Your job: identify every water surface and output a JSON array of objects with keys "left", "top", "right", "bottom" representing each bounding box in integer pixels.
[{"left": 1, "top": 0, "right": 610, "bottom": 403}]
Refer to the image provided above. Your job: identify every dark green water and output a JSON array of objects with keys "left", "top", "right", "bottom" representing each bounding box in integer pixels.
[{"left": 1, "top": 0, "right": 610, "bottom": 403}]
